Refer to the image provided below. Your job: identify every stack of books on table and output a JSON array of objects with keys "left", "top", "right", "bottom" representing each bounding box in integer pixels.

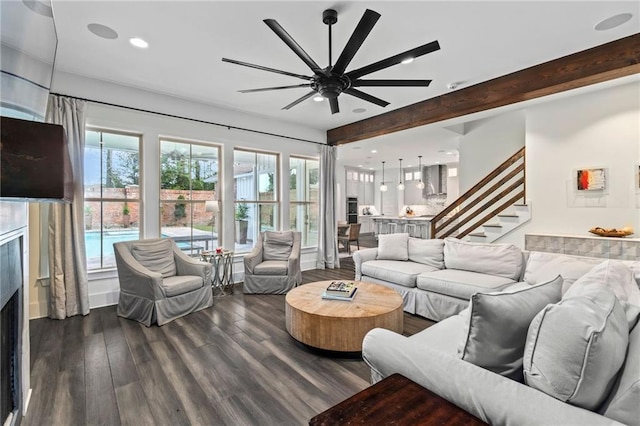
[{"left": 322, "top": 281, "right": 358, "bottom": 301}]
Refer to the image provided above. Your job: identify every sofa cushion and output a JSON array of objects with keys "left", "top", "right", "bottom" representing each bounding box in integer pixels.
[
  {"left": 416, "top": 269, "right": 516, "bottom": 300},
  {"left": 408, "top": 238, "right": 444, "bottom": 269},
  {"left": 523, "top": 251, "right": 603, "bottom": 294},
  {"left": 458, "top": 275, "right": 563, "bottom": 381},
  {"left": 362, "top": 260, "right": 438, "bottom": 288},
  {"left": 254, "top": 260, "right": 288, "bottom": 275},
  {"left": 409, "top": 312, "right": 465, "bottom": 356},
  {"left": 523, "top": 286, "right": 629, "bottom": 411},
  {"left": 162, "top": 275, "right": 203, "bottom": 297},
  {"left": 443, "top": 238, "right": 523, "bottom": 280},
  {"left": 600, "top": 320, "right": 640, "bottom": 425},
  {"left": 263, "top": 231, "right": 293, "bottom": 261},
  {"left": 131, "top": 239, "right": 176, "bottom": 278},
  {"left": 377, "top": 233, "right": 409, "bottom": 261}
]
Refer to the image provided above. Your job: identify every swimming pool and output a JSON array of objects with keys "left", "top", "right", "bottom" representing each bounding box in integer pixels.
[{"left": 85, "top": 230, "right": 141, "bottom": 259}]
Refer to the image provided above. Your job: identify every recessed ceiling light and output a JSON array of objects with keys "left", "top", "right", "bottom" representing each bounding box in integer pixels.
[
  {"left": 352, "top": 108, "right": 366, "bottom": 113},
  {"left": 88, "top": 23, "right": 118, "bottom": 39},
  {"left": 594, "top": 13, "right": 633, "bottom": 31},
  {"left": 369, "top": 167, "right": 374, "bottom": 170},
  {"left": 406, "top": 164, "right": 412, "bottom": 167},
  {"left": 313, "top": 95, "right": 324, "bottom": 102},
  {"left": 129, "top": 37, "right": 149, "bottom": 48},
  {"left": 358, "top": 164, "right": 363, "bottom": 167},
  {"left": 371, "top": 150, "right": 377, "bottom": 153},
  {"left": 401, "top": 57, "right": 414, "bottom": 64}
]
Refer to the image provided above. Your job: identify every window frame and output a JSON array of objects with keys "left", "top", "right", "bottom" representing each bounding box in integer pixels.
[
  {"left": 159, "top": 137, "right": 221, "bottom": 256},
  {"left": 84, "top": 127, "right": 142, "bottom": 271},
  {"left": 233, "top": 147, "right": 280, "bottom": 253},
  {"left": 289, "top": 155, "right": 319, "bottom": 248}
]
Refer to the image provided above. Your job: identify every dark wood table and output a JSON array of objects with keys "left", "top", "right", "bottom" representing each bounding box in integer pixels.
[{"left": 309, "top": 373, "right": 488, "bottom": 425}]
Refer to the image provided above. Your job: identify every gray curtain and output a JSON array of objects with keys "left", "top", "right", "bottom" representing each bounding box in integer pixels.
[
  {"left": 316, "top": 145, "right": 340, "bottom": 269},
  {"left": 46, "top": 95, "right": 90, "bottom": 319}
]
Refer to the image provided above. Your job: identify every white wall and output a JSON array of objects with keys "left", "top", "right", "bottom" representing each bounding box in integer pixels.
[
  {"left": 29, "top": 72, "right": 324, "bottom": 318},
  {"left": 523, "top": 81, "right": 638, "bottom": 239},
  {"left": 500, "top": 81, "right": 640, "bottom": 247},
  {"left": 458, "top": 110, "right": 526, "bottom": 192}
]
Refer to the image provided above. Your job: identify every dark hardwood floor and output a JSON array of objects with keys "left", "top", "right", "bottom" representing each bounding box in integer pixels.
[{"left": 24, "top": 257, "right": 433, "bottom": 426}]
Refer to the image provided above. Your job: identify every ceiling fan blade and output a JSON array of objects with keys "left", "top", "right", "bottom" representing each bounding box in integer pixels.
[
  {"left": 222, "top": 58, "right": 312, "bottom": 81},
  {"left": 264, "top": 19, "right": 324, "bottom": 74},
  {"left": 352, "top": 79, "right": 432, "bottom": 87},
  {"left": 329, "top": 97, "right": 340, "bottom": 114},
  {"left": 332, "top": 9, "right": 380, "bottom": 75},
  {"left": 282, "top": 91, "right": 317, "bottom": 110},
  {"left": 239, "top": 84, "right": 312, "bottom": 93},
  {"left": 344, "top": 88, "right": 389, "bottom": 107},
  {"left": 346, "top": 40, "right": 441, "bottom": 80}
]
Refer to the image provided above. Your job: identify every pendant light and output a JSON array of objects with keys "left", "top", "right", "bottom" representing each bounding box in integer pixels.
[
  {"left": 416, "top": 155, "right": 425, "bottom": 189},
  {"left": 397, "top": 158, "right": 405, "bottom": 190},
  {"left": 380, "top": 161, "right": 388, "bottom": 192}
]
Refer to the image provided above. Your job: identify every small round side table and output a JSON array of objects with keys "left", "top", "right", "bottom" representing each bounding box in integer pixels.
[{"left": 201, "top": 251, "right": 234, "bottom": 297}]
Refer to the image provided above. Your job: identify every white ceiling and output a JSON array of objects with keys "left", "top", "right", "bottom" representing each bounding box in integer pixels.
[{"left": 49, "top": 0, "right": 639, "bottom": 136}]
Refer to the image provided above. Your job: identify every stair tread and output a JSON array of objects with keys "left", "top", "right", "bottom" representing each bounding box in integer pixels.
[
  {"left": 497, "top": 214, "right": 519, "bottom": 217},
  {"left": 483, "top": 224, "right": 502, "bottom": 228},
  {"left": 513, "top": 203, "right": 528, "bottom": 207},
  {"left": 469, "top": 232, "right": 486, "bottom": 237}
]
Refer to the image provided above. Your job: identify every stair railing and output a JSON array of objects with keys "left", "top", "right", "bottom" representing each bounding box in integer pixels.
[{"left": 430, "top": 147, "right": 526, "bottom": 239}]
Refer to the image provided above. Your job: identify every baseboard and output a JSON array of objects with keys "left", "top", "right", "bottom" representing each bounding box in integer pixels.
[
  {"left": 89, "top": 290, "right": 120, "bottom": 309},
  {"left": 29, "top": 301, "right": 48, "bottom": 320}
]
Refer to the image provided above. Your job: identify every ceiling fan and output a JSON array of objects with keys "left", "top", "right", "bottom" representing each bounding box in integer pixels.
[{"left": 222, "top": 9, "right": 440, "bottom": 114}]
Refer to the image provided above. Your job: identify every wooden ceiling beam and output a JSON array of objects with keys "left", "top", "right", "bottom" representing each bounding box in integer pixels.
[{"left": 327, "top": 33, "right": 640, "bottom": 146}]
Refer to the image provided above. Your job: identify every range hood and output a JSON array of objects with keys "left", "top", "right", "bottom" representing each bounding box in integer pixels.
[{"left": 0, "top": 116, "right": 73, "bottom": 202}]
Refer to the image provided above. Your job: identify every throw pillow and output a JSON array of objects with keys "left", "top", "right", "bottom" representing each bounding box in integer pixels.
[
  {"left": 566, "top": 260, "right": 640, "bottom": 307},
  {"left": 443, "top": 237, "right": 523, "bottom": 280},
  {"left": 263, "top": 231, "right": 294, "bottom": 261},
  {"left": 458, "top": 275, "right": 563, "bottom": 382},
  {"left": 523, "top": 285, "right": 629, "bottom": 411},
  {"left": 131, "top": 239, "right": 176, "bottom": 278},
  {"left": 377, "top": 233, "right": 409, "bottom": 261},
  {"left": 408, "top": 238, "right": 444, "bottom": 269}
]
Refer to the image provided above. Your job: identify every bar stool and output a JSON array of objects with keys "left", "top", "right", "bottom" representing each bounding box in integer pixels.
[
  {"left": 406, "top": 223, "right": 417, "bottom": 238},
  {"left": 388, "top": 222, "right": 398, "bottom": 234}
]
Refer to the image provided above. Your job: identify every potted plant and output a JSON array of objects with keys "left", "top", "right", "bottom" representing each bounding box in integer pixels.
[
  {"left": 235, "top": 202, "right": 249, "bottom": 244},
  {"left": 122, "top": 203, "right": 131, "bottom": 228}
]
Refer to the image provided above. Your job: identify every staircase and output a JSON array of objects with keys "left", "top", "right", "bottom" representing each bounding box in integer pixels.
[
  {"left": 467, "top": 202, "right": 531, "bottom": 243},
  {"left": 430, "top": 147, "right": 530, "bottom": 242}
]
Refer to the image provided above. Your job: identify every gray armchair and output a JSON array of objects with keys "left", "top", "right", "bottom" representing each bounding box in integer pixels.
[
  {"left": 114, "top": 238, "right": 213, "bottom": 326},
  {"left": 243, "top": 231, "right": 302, "bottom": 294}
]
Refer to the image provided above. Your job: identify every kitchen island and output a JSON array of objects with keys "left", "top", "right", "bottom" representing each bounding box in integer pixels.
[{"left": 372, "top": 216, "right": 434, "bottom": 239}]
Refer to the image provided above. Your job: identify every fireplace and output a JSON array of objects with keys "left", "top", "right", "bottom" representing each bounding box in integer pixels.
[{"left": 0, "top": 203, "right": 29, "bottom": 426}]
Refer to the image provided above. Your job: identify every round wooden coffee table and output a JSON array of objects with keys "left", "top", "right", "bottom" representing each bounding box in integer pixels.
[{"left": 285, "top": 281, "right": 403, "bottom": 352}]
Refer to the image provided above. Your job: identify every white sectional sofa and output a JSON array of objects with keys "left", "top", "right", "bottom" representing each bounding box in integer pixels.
[
  {"left": 362, "top": 259, "right": 640, "bottom": 425},
  {"left": 354, "top": 234, "right": 639, "bottom": 322}
]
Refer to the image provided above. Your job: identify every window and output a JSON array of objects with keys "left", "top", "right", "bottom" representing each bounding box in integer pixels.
[
  {"left": 233, "top": 149, "right": 279, "bottom": 253},
  {"left": 84, "top": 129, "right": 141, "bottom": 270},
  {"left": 289, "top": 157, "right": 319, "bottom": 247},
  {"left": 160, "top": 139, "right": 220, "bottom": 256}
]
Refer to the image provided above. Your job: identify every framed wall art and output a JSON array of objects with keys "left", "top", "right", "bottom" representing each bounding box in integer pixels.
[{"left": 576, "top": 167, "right": 606, "bottom": 191}]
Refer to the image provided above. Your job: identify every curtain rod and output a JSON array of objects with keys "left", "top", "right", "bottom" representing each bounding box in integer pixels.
[{"left": 49, "top": 92, "right": 326, "bottom": 146}]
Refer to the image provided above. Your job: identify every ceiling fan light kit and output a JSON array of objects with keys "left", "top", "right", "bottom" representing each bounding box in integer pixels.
[{"left": 222, "top": 8, "right": 440, "bottom": 114}]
